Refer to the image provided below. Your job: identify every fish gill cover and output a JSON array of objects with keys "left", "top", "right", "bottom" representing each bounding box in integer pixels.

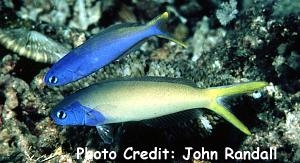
[{"left": 0, "top": 0, "right": 299, "bottom": 162}]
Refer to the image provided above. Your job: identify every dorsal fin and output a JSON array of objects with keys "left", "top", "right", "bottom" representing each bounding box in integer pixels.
[
  {"left": 100, "top": 76, "right": 198, "bottom": 88},
  {"left": 101, "top": 22, "right": 141, "bottom": 33}
]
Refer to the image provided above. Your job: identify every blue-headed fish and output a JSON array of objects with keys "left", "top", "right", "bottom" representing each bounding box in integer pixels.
[
  {"left": 50, "top": 77, "right": 268, "bottom": 143},
  {"left": 44, "top": 12, "right": 187, "bottom": 86}
]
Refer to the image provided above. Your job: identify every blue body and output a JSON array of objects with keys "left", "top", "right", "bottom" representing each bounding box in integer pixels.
[
  {"left": 43, "top": 12, "right": 185, "bottom": 86},
  {"left": 45, "top": 25, "right": 155, "bottom": 86}
]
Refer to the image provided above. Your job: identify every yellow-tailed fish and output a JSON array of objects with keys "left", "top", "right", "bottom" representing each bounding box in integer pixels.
[
  {"left": 44, "top": 12, "right": 187, "bottom": 86},
  {"left": 50, "top": 77, "right": 267, "bottom": 143}
]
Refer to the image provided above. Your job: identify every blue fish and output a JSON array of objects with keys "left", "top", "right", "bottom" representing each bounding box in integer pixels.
[
  {"left": 50, "top": 77, "right": 267, "bottom": 143},
  {"left": 44, "top": 12, "right": 187, "bottom": 86}
]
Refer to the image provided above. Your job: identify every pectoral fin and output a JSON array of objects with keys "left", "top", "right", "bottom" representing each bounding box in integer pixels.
[
  {"left": 96, "top": 125, "right": 114, "bottom": 144},
  {"left": 96, "top": 124, "right": 123, "bottom": 144}
]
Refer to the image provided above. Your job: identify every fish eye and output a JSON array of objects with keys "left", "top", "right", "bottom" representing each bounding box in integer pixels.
[
  {"left": 57, "top": 110, "right": 67, "bottom": 119},
  {"left": 252, "top": 90, "right": 262, "bottom": 99},
  {"left": 49, "top": 76, "right": 58, "bottom": 84}
]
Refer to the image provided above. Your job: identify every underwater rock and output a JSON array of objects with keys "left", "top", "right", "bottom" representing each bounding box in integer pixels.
[
  {"left": 118, "top": 3, "right": 137, "bottom": 22},
  {"left": 192, "top": 16, "right": 226, "bottom": 62},
  {"left": 69, "top": 0, "right": 102, "bottom": 30},
  {"left": 287, "top": 51, "right": 300, "bottom": 72},
  {"left": 216, "top": 0, "right": 238, "bottom": 26},
  {"left": 0, "top": 54, "right": 19, "bottom": 74},
  {"left": 284, "top": 110, "right": 300, "bottom": 148},
  {"left": 272, "top": 0, "right": 300, "bottom": 17},
  {"left": 39, "top": 0, "right": 70, "bottom": 26},
  {"left": 174, "top": 23, "right": 189, "bottom": 41}
]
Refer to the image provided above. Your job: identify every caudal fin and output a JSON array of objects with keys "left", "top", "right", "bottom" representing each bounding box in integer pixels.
[
  {"left": 147, "top": 12, "right": 188, "bottom": 48},
  {"left": 205, "top": 82, "right": 268, "bottom": 135}
]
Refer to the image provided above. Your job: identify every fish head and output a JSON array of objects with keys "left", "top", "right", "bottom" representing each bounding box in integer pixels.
[
  {"left": 44, "top": 65, "right": 80, "bottom": 86},
  {"left": 50, "top": 101, "right": 106, "bottom": 126}
]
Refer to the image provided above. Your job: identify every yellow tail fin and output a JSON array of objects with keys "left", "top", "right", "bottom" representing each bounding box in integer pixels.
[
  {"left": 147, "top": 12, "right": 188, "bottom": 48},
  {"left": 206, "top": 82, "right": 268, "bottom": 135}
]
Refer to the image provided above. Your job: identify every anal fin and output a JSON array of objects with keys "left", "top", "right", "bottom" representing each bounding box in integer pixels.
[{"left": 143, "top": 109, "right": 203, "bottom": 129}]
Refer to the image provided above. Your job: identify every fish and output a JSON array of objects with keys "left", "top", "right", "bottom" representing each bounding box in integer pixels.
[
  {"left": 44, "top": 12, "right": 187, "bottom": 86},
  {"left": 50, "top": 77, "right": 268, "bottom": 143},
  {"left": 0, "top": 28, "right": 69, "bottom": 63}
]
